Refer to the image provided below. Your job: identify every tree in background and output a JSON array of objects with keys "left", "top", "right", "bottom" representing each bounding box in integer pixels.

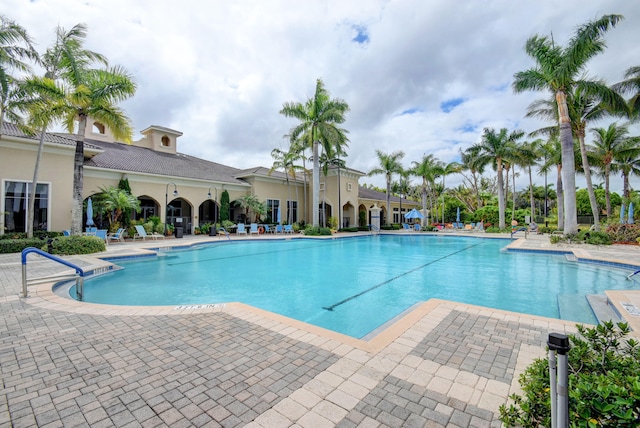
[
  {"left": 368, "top": 150, "right": 405, "bottom": 225},
  {"left": 280, "top": 78, "right": 349, "bottom": 227},
  {"left": 220, "top": 190, "right": 230, "bottom": 222},
  {"left": 513, "top": 14, "right": 623, "bottom": 234}
]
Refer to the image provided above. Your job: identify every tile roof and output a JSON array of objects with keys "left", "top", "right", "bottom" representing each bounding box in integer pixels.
[
  {"left": 80, "top": 138, "right": 250, "bottom": 185},
  {"left": 235, "top": 166, "right": 304, "bottom": 182},
  {"left": 1, "top": 122, "right": 101, "bottom": 150},
  {"left": 358, "top": 185, "right": 418, "bottom": 204}
]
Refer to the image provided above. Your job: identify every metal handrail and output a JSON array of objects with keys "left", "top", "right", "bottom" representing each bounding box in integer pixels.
[
  {"left": 219, "top": 227, "right": 231, "bottom": 240},
  {"left": 21, "top": 247, "right": 86, "bottom": 299}
]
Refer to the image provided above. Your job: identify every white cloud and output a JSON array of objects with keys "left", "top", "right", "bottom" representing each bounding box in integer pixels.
[{"left": 6, "top": 0, "right": 640, "bottom": 192}]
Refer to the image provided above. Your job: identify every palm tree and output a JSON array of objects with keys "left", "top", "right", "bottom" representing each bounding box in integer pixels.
[
  {"left": 280, "top": 79, "right": 349, "bottom": 227},
  {"left": 590, "top": 122, "right": 634, "bottom": 216},
  {"left": 270, "top": 147, "right": 298, "bottom": 224},
  {"left": 96, "top": 186, "right": 140, "bottom": 229},
  {"left": 613, "top": 142, "right": 640, "bottom": 200},
  {"left": 21, "top": 24, "right": 108, "bottom": 237},
  {"left": 234, "top": 194, "right": 262, "bottom": 224},
  {"left": 613, "top": 66, "right": 640, "bottom": 120},
  {"left": 410, "top": 154, "right": 440, "bottom": 226},
  {"left": 515, "top": 139, "right": 542, "bottom": 221},
  {"left": 0, "top": 14, "right": 37, "bottom": 133},
  {"left": 459, "top": 146, "right": 487, "bottom": 210},
  {"left": 62, "top": 66, "right": 136, "bottom": 235},
  {"left": 513, "top": 14, "right": 623, "bottom": 234},
  {"left": 368, "top": 150, "right": 405, "bottom": 225},
  {"left": 434, "top": 161, "right": 462, "bottom": 224},
  {"left": 472, "top": 127, "right": 523, "bottom": 229},
  {"left": 539, "top": 137, "right": 565, "bottom": 229}
]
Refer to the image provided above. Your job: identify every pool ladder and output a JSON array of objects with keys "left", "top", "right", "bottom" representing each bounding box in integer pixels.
[{"left": 219, "top": 227, "right": 231, "bottom": 240}]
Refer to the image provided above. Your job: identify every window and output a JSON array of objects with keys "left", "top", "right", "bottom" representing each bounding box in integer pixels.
[
  {"left": 4, "top": 181, "right": 49, "bottom": 233},
  {"left": 347, "top": 183, "right": 352, "bottom": 191},
  {"left": 319, "top": 183, "right": 325, "bottom": 191},
  {"left": 92, "top": 122, "right": 106, "bottom": 134},
  {"left": 161, "top": 135, "right": 171, "bottom": 147},
  {"left": 267, "top": 199, "right": 280, "bottom": 222},
  {"left": 287, "top": 200, "right": 297, "bottom": 223}
]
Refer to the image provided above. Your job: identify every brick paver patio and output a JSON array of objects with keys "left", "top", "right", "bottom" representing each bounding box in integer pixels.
[{"left": 2, "top": 232, "right": 638, "bottom": 427}]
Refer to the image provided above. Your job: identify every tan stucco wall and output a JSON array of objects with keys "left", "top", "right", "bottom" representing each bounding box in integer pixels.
[{"left": 0, "top": 139, "right": 75, "bottom": 232}]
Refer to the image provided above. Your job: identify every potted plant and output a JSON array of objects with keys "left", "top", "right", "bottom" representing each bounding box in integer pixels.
[{"left": 166, "top": 223, "right": 175, "bottom": 236}]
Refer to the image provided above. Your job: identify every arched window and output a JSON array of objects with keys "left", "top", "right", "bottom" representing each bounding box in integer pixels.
[
  {"left": 92, "top": 122, "right": 106, "bottom": 134},
  {"left": 161, "top": 135, "right": 171, "bottom": 147}
]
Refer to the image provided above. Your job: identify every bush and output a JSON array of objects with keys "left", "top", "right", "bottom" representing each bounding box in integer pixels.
[
  {"left": 48, "top": 236, "right": 106, "bottom": 255},
  {"left": 500, "top": 322, "right": 640, "bottom": 427},
  {"left": 339, "top": 227, "right": 359, "bottom": 232},
  {"left": 0, "top": 235, "right": 105, "bottom": 255},
  {"left": 485, "top": 226, "right": 501, "bottom": 233},
  {"left": 0, "top": 238, "right": 48, "bottom": 254},
  {"left": 0, "top": 231, "right": 63, "bottom": 240},
  {"left": 577, "top": 230, "right": 613, "bottom": 245},
  {"left": 606, "top": 224, "right": 640, "bottom": 244},
  {"left": 303, "top": 226, "right": 332, "bottom": 236}
]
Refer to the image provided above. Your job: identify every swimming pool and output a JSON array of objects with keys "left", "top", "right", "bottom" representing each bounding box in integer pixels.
[{"left": 69, "top": 235, "right": 636, "bottom": 338}]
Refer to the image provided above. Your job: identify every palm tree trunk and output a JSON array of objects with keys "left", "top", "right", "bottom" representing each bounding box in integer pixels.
[
  {"left": 497, "top": 160, "right": 505, "bottom": 229},
  {"left": 605, "top": 164, "right": 611, "bottom": 217},
  {"left": 71, "top": 115, "right": 88, "bottom": 235},
  {"left": 386, "top": 174, "right": 391, "bottom": 225},
  {"left": 422, "top": 179, "right": 427, "bottom": 227},
  {"left": 556, "top": 90, "right": 578, "bottom": 234},
  {"left": 578, "top": 135, "right": 600, "bottom": 230},
  {"left": 27, "top": 125, "right": 48, "bottom": 238},
  {"left": 511, "top": 167, "right": 516, "bottom": 222},
  {"left": 528, "top": 166, "right": 535, "bottom": 220},
  {"left": 312, "top": 140, "right": 319, "bottom": 227},
  {"left": 556, "top": 164, "right": 564, "bottom": 231}
]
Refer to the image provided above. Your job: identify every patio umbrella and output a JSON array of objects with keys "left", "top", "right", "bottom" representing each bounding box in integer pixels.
[
  {"left": 277, "top": 207, "right": 281, "bottom": 224},
  {"left": 86, "top": 198, "right": 95, "bottom": 226},
  {"left": 629, "top": 203, "right": 635, "bottom": 224},
  {"left": 404, "top": 208, "right": 424, "bottom": 219},
  {"left": 621, "top": 203, "right": 626, "bottom": 224},
  {"left": 456, "top": 207, "right": 460, "bottom": 224}
]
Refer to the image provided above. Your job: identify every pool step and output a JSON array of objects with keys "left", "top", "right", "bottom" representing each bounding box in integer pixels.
[{"left": 586, "top": 294, "right": 622, "bottom": 324}]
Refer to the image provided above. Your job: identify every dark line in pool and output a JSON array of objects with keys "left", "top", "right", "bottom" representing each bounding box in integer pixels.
[
  {"left": 166, "top": 240, "right": 347, "bottom": 266},
  {"left": 322, "top": 243, "right": 482, "bottom": 311}
]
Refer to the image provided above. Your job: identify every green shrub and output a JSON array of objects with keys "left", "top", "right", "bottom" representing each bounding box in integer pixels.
[
  {"left": 358, "top": 226, "right": 370, "bottom": 231},
  {"left": 339, "top": 227, "right": 359, "bottom": 232},
  {"left": 500, "top": 322, "right": 640, "bottom": 427},
  {"left": 0, "top": 238, "right": 48, "bottom": 254},
  {"left": 303, "top": 226, "right": 332, "bottom": 236},
  {"left": 0, "top": 231, "right": 63, "bottom": 241},
  {"left": 0, "top": 236, "right": 105, "bottom": 254},
  {"left": 48, "top": 236, "right": 106, "bottom": 255},
  {"left": 485, "top": 226, "right": 501, "bottom": 233},
  {"left": 577, "top": 230, "right": 613, "bottom": 245}
]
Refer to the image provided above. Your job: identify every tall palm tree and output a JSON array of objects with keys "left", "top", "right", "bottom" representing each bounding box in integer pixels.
[
  {"left": 280, "top": 79, "right": 349, "bottom": 227},
  {"left": 0, "top": 14, "right": 37, "bottom": 133},
  {"left": 513, "top": 14, "right": 623, "bottom": 234},
  {"left": 270, "top": 147, "right": 303, "bottom": 224},
  {"left": 613, "top": 66, "right": 640, "bottom": 120},
  {"left": 613, "top": 141, "right": 640, "bottom": 200},
  {"left": 22, "top": 24, "right": 108, "bottom": 237},
  {"left": 515, "top": 139, "right": 542, "bottom": 221},
  {"left": 61, "top": 67, "right": 136, "bottom": 235},
  {"left": 410, "top": 154, "right": 438, "bottom": 226},
  {"left": 459, "top": 146, "right": 486, "bottom": 210},
  {"left": 539, "top": 137, "right": 565, "bottom": 229},
  {"left": 368, "top": 150, "right": 405, "bottom": 225},
  {"left": 472, "top": 127, "right": 523, "bottom": 228},
  {"left": 434, "top": 161, "right": 462, "bottom": 224},
  {"left": 590, "top": 122, "right": 634, "bottom": 215}
]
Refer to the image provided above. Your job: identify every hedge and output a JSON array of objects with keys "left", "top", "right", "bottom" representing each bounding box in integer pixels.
[{"left": 0, "top": 236, "right": 106, "bottom": 255}]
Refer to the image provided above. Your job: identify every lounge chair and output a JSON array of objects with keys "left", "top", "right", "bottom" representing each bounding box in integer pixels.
[
  {"left": 133, "top": 225, "right": 164, "bottom": 240},
  {"left": 63, "top": 230, "right": 71, "bottom": 236},
  {"left": 284, "top": 225, "right": 293, "bottom": 233},
  {"left": 95, "top": 229, "right": 108, "bottom": 243},
  {"left": 107, "top": 228, "right": 125, "bottom": 243},
  {"left": 402, "top": 223, "right": 411, "bottom": 232},
  {"left": 264, "top": 224, "right": 273, "bottom": 234},
  {"left": 85, "top": 227, "right": 97, "bottom": 235},
  {"left": 249, "top": 223, "right": 259, "bottom": 235},
  {"left": 275, "top": 225, "right": 283, "bottom": 234},
  {"left": 236, "top": 223, "right": 247, "bottom": 235},
  {"left": 414, "top": 223, "right": 421, "bottom": 232}
]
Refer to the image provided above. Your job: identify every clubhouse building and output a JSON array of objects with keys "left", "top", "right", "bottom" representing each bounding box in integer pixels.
[{"left": 1, "top": 119, "right": 419, "bottom": 235}]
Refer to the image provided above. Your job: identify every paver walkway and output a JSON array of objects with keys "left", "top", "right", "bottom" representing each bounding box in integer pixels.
[{"left": 1, "top": 232, "right": 638, "bottom": 427}]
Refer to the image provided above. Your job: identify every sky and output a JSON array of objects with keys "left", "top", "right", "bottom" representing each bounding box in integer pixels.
[{"left": 6, "top": 0, "right": 640, "bottom": 192}]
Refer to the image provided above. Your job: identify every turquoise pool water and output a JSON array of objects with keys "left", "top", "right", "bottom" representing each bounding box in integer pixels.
[{"left": 70, "top": 235, "right": 636, "bottom": 338}]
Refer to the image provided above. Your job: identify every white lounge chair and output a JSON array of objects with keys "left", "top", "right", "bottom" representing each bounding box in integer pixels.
[
  {"left": 236, "top": 223, "right": 247, "bottom": 235},
  {"left": 134, "top": 225, "right": 164, "bottom": 240},
  {"left": 249, "top": 223, "right": 259, "bottom": 235}
]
